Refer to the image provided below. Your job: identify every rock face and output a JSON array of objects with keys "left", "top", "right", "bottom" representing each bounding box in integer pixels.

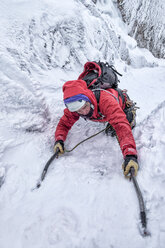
[{"left": 117, "top": 0, "right": 165, "bottom": 59}]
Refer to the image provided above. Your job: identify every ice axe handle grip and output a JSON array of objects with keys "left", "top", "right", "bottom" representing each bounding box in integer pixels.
[{"left": 130, "top": 167, "right": 135, "bottom": 177}]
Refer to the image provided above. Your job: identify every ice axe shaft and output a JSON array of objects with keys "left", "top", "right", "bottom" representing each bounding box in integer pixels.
[
  {"left": 34, "top": 148, "right": 60, "bottom": 189},
  {"left": 130, "top": 168, "right": 150, "bottom": 237}
]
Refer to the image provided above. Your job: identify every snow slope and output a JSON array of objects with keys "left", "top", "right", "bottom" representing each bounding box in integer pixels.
[{"left": 0, "top": 0, "right": 165, "bottom": 247}]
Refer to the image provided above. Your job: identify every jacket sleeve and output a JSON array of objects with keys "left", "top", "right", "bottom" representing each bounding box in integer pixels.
[
  {"left": 55, "top": 108, "right": 80, "bottom": 142},
  {"left": 99, "top": 92, "right": 137, "bottom": 158}
]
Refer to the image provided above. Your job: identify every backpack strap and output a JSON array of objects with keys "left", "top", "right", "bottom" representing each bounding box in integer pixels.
[
  {"left": 116, "top": 88, "right": 125, "bottom": 105},
  {"left": 93, "top": 89, "right": 100, "bottom": 103},
  {"left": 92, "top": 88, "right": 119, "bottom": 104},
  {"left": 92, "top": 89, "right": 102, "bottom": 117},
  {"left": 92, "top": 89, "right": 120, "bottom": 119},
  {"left": 92, "top": 88, "right": 126, "bottom": 119}
]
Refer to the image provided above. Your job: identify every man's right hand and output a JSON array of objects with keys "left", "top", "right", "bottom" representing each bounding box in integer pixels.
[{"left": 54, "top": 140, "right": 65, "bottom": 155}]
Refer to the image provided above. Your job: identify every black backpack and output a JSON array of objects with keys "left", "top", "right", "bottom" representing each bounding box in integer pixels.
[
  {"left": 78, "top": 61, "right": 122, "bottom": 90},
  {"left": 78, "top": 61, "right": 124, "bottom": 106}
]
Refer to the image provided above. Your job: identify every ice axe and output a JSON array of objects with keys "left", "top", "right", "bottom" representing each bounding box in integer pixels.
[
  {"left": 32, "top": 128, "right": 106, "bottom": 191},
  {"left": 32, "top": 148, "right": 60, "bottom": 190},
  {"left": 130, "top": 167, "right": 151, "bottom": 237}
]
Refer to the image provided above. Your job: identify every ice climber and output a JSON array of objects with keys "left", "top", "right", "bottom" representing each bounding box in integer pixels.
[{"left": 54, "top": 62, "right": 139, "bottom": 178}]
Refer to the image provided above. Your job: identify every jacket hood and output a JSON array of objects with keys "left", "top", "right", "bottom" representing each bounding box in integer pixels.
[
  {"left": 63, "top": 80, "right": 98, "bottom": 116},
  {"left": 63, "top": 80, "right": 95, "bottom": 101}
]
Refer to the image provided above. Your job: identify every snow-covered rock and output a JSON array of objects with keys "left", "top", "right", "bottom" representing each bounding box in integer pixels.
[{"left": 117, "top": 0, "right": 165, "bottom": 59}]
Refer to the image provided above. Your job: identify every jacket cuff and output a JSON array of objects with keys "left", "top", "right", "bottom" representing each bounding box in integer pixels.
[
  {"left": 55, "top": 135, "right": 65, "bottom": 142},
  {"left": 123, "top": 148, "right": 137, "bottom": 159}
]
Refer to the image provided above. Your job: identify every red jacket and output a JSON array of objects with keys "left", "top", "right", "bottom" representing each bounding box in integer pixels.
[{"left": 55, "top": 80, "right": 137, "bottom": 158}]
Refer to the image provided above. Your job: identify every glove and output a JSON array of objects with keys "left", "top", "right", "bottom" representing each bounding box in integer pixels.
[
  {"left": 54, "top": 140, "right": 65, "bottom": 155},
  {"left": 122, "top": 155, "right": 138, "bottom": 178}
]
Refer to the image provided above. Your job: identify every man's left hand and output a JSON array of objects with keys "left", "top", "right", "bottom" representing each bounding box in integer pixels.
[{"left": 122, "top": 155, "right": 139, "bottom": 178}]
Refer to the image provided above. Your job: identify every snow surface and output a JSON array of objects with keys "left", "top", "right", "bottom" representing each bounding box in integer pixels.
[{"left": 0, "top": 0, "right": 165, "bottom": 247}]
